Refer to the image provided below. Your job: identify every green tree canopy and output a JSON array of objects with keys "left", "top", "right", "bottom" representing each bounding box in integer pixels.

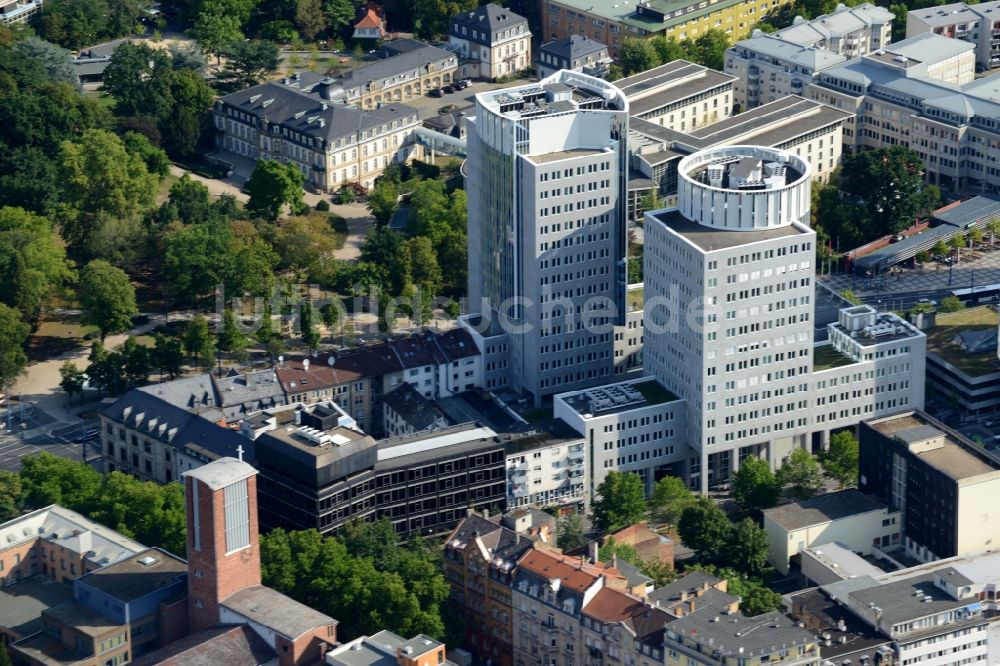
[
  {"left": 13, "top": 37, "right": 78, "bottom": 87},
  {"left": 593, "top": 471, "right": 647, "bottom": 533},
  {"left": 0, "top": 304, "right": 29, "bottom": 393},
  {"left": 59, "top": 360, "right": 86, "bottom": 404},
  {"left": 102, "top": 42, "right": 174, "bottom": 119},
  {"left": 723, "top": 518, "right": 771, "bottom": 576},
  {"left": 0, "top": 471, "right": 23, "bottom": 523},
  {"left": 0, "top": 206, "right": 73, "bottom": 326},
  {"left": 649, "top": 475, "right": 695, "bottom": 526},
  {"left": 78, "top": 260, "right": 138, "bottom": 341},
  {"left": 246, "top": 159, "right": 305, "bottom": 220},
  {"left": 777, "top": 448, "right": 823, "bottom": 501},
  {"left": 219, "top": 40, "right": 281, "bottom": 89},
  {"left": 192, "top": 9, "right": 244, "bottom": 61},
  {"left": 38, "top": 0, "right": 110, "bottom": 50},
  {"left": 618, "top": 38, "right": 659, "bottom": 76},
  {"left": 939, "top": 294, "right": 965, "bottom": 313},
  {"left": 821, "top": 431, "right": 859, "bottom": 489},
  {"left": 678, "top": 497, "right": 730, "bottom": 557},
  {"left": 184, "top": 314, "right": 216, "bottom": 368},
  {"left": 731, "top": 456, "right": 780, "bottom": 513},
  {"left": 557, "top": 513, "right": 588, "bottom": 552}
]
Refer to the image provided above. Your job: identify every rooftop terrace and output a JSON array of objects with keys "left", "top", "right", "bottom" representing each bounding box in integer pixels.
[
  {"left": 925, "top": 306, "right": 1000, "bottom": 377},
  {"left": 559, "top": 378, "right": 679, "bottom": 418},
  {"left": 651, "top": 209, "right": 808, "bottom": 251}
]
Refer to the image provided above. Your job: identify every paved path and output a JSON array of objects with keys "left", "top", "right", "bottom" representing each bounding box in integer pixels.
[
  {"left": 168, "top": 165, "right": 248, "bottom": 202},
  {"left": 330, "top": 203, "right": 374, "bottom": 260}
]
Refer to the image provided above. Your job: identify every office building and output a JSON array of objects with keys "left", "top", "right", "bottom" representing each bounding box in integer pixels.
[
  {"left": 643, "top": 146, "right": 926, "bottom": 490},
  {"left": 213, "top": 72, "right": 421, "bottom": 191},
  {"left": 539, "top": 0, "right": 798, "bottom": 56},
  {"left": 859, "top": 410, "right": 1000, "bottom": 562},
  {"left": 448, "top": 3, "right": 531, "bottom": 80},
  {"left": 725, "top": 35, "right": 848, "bottom": 109},
  {"left": 773, "top": 3, "right": 894, "bottom": 56},
  {"left": 907, "top": 0, "right": 1000, "bottom": 71},
  {"left": 615, "top": 60, "right": 736, "bottom": 130},
  {"left": 762, "top": 488, "right": 900, "bottom": 575},
  {"left": 554, "top": 377, "right": 687, "bottom": 494},
  {"left": 537, "top": 35, "right": 611, "bottom": 79},
  {"left": 464, "top": 70, "right": 630, "bottom": 405}
]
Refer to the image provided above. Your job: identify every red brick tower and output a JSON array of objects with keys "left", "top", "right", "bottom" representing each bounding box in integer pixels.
[{"left": 183, "top": 457, "right": 261, "bottom": 633}]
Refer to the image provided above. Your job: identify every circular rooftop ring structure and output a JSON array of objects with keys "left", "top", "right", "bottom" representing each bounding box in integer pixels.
[{"left": 677, "top": 145, "right": 811, "bottom": 231}]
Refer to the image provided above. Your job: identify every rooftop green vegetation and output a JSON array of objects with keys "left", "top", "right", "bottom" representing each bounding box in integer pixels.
[
  {"left": 813, "top": 344, "right": 857, "bottom": 371},
  {"left": 926, "top": 306, "right": 999, "bottom": 377},
  {"left": 627, "top": 286, "right": 644, "bottom": 311},
  {"left": 634, "top": 380, "right": 678, "bottom": 404}
]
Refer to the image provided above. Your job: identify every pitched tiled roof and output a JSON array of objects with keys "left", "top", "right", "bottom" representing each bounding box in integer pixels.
[
  {"left": 445, "top": 513, "right": 536, "bottom": 567},
  {"left": 383, "top": 382, "right": 448, "bottom": 430},
  {"left": 516, "top": 549, "right": 625, "bottom": 593},
  {"left": 450, "top": 3, "right": 529, "bottom": 45},
  {"left": 582, "top": 587, "right": 644, "bottom": 623},
  {"left": 355, "top": 8, "right": 383, "bottom": 28}
]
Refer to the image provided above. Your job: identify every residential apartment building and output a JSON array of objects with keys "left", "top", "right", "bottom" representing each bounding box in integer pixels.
[
  {"left": 448, "top": 3, "right": 531, "bottom": 80},
  {"left": 464, "top": 70, "right": 630, "bottom": 405},
  {"left": 0, "top": 0, "right": 42, "bottom": 24},
  {"left": 539, "top": 0, "right": 798, "bottom": 56},
  {"left": 382, "top": 382, "right": 451, "bottom": 437},
  {"left": 663, "top": 608, "right": 821, "bottom": 666},
  {"left": 214, "top": 72, "right": 421, "bottom": 191},
  {"left": 332, "top": 39, "right": 458, "bottom": 108},
  {"left": 443, "top": 512, "right": 538, "bottom": 666},
  {"left": 554, "top": 378, "right": 687, "bottom": 494},
  {"left": 908, "top": 0, "right": 1000, "bottom": 71},
  {"left": 773, "top": 3, "right": 894, "bottom": 56},
  {"left": 505, "top": 425, "right": 588, "bottom": 510},
  {"left": 643, "top": 145, "right": 926, "bottom": 490},
  {"left": 762, "top": 489, "right": 901, "bottom": 575},
  {"left": 615, "top": 60, "right": 736, "bottom": 130},
  {"left": 537, "top": 35, "right": 611, "bottom": 79},
  {"left": 860, "top": 410, "right": 1000, "bottom": 563}
]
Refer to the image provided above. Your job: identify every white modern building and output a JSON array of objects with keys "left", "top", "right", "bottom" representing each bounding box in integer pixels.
[
  {"left": 907, "top": 0, "right": 1000, "bottom": 71},
  {"left": 725, "top": 35, "right": 848, "bottom": 109},
  {"left": 554, "top": 377, "right": 687, "bottom": 494},
  {"left": 643, "top": 145, "right": 926, "bottom": 490},
  {"left": 464, "top": 70, "right": 631, "bottom": 405}
]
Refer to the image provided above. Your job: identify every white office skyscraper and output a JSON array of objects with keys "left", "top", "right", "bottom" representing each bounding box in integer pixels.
[{"left": 462, "top": 70, "right": 630, "bottom": 405}]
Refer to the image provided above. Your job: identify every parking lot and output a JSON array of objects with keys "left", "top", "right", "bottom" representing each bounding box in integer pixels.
[
  {"left": 403, "top": 77, "right": 534, "bottom": 119},
  {"left": 822, "top": 242, "right": 1000, "bottom": 310}
]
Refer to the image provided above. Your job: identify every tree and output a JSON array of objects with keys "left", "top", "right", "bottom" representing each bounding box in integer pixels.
[
  {"left": 0, "top": 305, "right": 29, "bottom": 395},
  {"left": 192, "top": 10, "right": 243, "bottom": 63},
  {"left": 102, "top": 42, "right": 174, "bottom": 119},
  {"left": 160, "top": 69, "right": 214, "bottom": 157},
  {"left": 59, "top": 361, "right": 86, "bottom": 404},
  {"left": 0, "top": 206, "right": 73, "bottom": 326},
  {"left": 246, "top": 160, "right": 305, "bottom": 220},
  {"left": 0, "top": 471, "right": 23, "bottom": 523},
  {"left": 598, "top": 537, "right": 640, "bottom": 564},
  {"left": 412, "top": 0, "right": 478, "bottom": 39},
  {"left": 987, "top": 218, "right": 1000, "bottom": 247},
  {"left": 690, "top": 29, "right": 730, "bottom": 70},
  {"left": 933, "top": 239, "right": 950, "bottom": 257},
  {"left": 57, "top": 130, "right": 158, "bottom": 258},
  {"left": 184, "top": 314, "right": 216, "bottom": 368},
  {"left": 838, "top": 146, "right": 939, "bottom": 237},
  {"left": 367, "top": 179, "right": 399, "bottom": 226},
  {"left": 557, "top": 513, "right": 587, "bottom": 552},
  {"left": 165, "top": 175, "right": 213, "bottom": 224},
  {"left": 592, "top": 471, "right": 647, "bottom": 533},
  {"left": 273, "top": 214, "right": 341, "bottom": 272},
  {"left": 38, "top": 0, "right": 109, "bottom": 50},
  {"left": 969, "top": 226, "right": 984, "bottom": 248},
  {"left": 618, "top": 38, "right": 659, "bottom": 76},
  {"left": 169, "top": 43, "right": 208, "bottom": 71},
  {"left": 295, "top": 0, "right": 327, "bottom": 40},
  {"left": 300, "top": 303, "right": 321, "bottom": 351},
  {"left": 13, "top": 37, "right": 78, "bottom": 87},
  {"left": 217, "top": 308, "right": 250, "bottom": 362},
  {"left": 120, "top": 336, "right": 151, "bottom": 387},
  {"left": 85, "top": 341, "right": 125, "bottom": 395},
  {"left": 651, "top": 36, "right": 687, "bottom": 64},
  {"left": 153, "top": 332, "right": 184, "bottom": 379},
  {"left": 106, "top": 0, "right": 151, "bottom": 38},
  {"left": 939, "top": 294, "right": 965, "bottom": 313},
  {"left": 677, "top": 498, "right": 731, "bottom": 558},
  {"left": 19, "top": 452, "right": 102, "bottom": 510},
  {"left": 821, "top": 431, "right": 859, "bottom": 489},
  {"left": 731, "top": 456, "right": 780, "bottom": 512},
  {"left": 161, "top": 223, "right": 229, "bottom": 303},
  {"left": 777, "top": 448, "right": 823, "bottom": 501},
  {"left": 324, "top": 0, "right": 356, "bottom": 32},
  {"left": 840, "top": 290, "right": 861, "bottom": 306},
  {"left": 122, "top": 132, "right": 171, "bottom": 177},
  {"left": 723, "top": 518, "right": 770, "bottom": 576},
  {"left": 220, "top": 40, "right": 280, "bottom": 89},
  {"left": 649, "top": 475, "right": 695, "bottom": 526},
  {"left": 78, "top": 260, "right": 138, "bottom": 342}
]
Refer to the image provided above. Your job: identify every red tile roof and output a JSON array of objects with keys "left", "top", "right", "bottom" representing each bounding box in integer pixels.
[
  {"left": 582, "top": 587, "right": 645, "bottom": 623},
  {"left": 517, "top": 549, "right": 625, "bottom": 593},
  {"left": 355, "top": 8, "right": 383, "bottom": 29}
]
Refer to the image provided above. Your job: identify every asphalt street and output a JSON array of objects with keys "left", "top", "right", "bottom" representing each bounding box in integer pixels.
[{"left": 0, "top": 420, "right": 99, "bottom": 472}]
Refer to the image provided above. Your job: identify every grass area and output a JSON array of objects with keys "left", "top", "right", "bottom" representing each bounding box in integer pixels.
[
  {"left": 925, "top": 306, "right": 1000, "bottom": 376},
  {"left": 634, "top": 380, "right": 677, "bottom": 404},
  {"left": 627, "top": 286, "right": 643, "bottom": 311},
  {"left": 813, "top": 344, "right": 857, "bottom": 371},
  {"left": 27, "top": 317, "right": 101, "bottom": 362}
]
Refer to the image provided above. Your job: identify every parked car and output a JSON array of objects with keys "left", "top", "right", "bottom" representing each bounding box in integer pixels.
[
  {"left": 890, "top": 234, "right": 904, "bottom": 243},
  {"left": 459, "top": 78, "right": 472, "bottom": 87},
  {"left": 917, "top": 298, "right": 937, "bottom": 306},
  {"left": 428, "top": 88, "right": 444, "bottom": 98},
  {"left": 453, "top": 79, "right": 470, "bottom": 90},
  {"left": 71, "top": 428, "right": 99, "bottom": 443},
  {"left": 442, "top": 84, "right": 455, "bottom": 94}
]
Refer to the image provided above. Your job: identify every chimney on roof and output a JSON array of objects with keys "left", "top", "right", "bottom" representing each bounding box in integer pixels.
[{"left": 588, "top": 541, "right": 599, "bottom": 564}]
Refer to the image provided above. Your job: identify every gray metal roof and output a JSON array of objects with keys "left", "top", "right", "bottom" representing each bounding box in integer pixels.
[
  {"left": 848, "top": 572, "right": 974, "bottom": 628},
  {"left": 774, "top": 3, "right": 894, "bottom": 46},
  {"left": 935, "top": 194, "right": 1000, "bottom": 228},
  {"left": 334, "top": 41, "right": 456, "bottom": 91},
  {"left": 731, "top": 35, "right": 847, "bottom": 71},
  {"left": 449, "top": 2, "right": 529, "bottom": 45},
  {"left": 888, "top": 31, "right": 975, "bottom": 61},
  {"left": 540, "top": 34, "right": 609, "bottom": 61},
  {"left": 667, "top": 608, "right": 818, "bottom": 658},
  {"left": 222, "top": 585, "right": 337, "bottom": 640},
  {"left": 763, "top": 489, "right": 885, "bottom": 531}
]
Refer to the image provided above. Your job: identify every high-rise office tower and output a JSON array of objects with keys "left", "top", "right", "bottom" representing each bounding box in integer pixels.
[
  {"left": 644, "top": 145, "right": 925, "bottom": 491},
  {"left": 463, "top": 70, "right": 630, "bottom": 406}
]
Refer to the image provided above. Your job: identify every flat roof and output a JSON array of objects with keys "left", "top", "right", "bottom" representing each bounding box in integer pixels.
[
  {"left": 667, "top": 607, "right": 817, "bottom": 659},
  {"left": 651, "top": 208, "right": 809, "bottom": 251},
  {"left": 849, "top": 572, "right": 973, "bottom": 627},
  {"left": 0, "top": 577, "right": 74, "bottom": 640},
  {"left": 764, "top": 489, "right": 886, "bottom": 531},
  {"left": 43, "top": 602, "right": 122, "bottom": 637},
  {"left": 867, "top": 412, "right": 1000, "bottom": 480},
  {"left": 557, "top": 378, "right": 680, "bottom": 417},
  {"left": 616, "top": 60, "right": 734, "bottom": 115},
  {"left": 80, "top": 548, "right": 187, "bottom": 603},
  {"left": 524, "top": 148, "right": 607, "bottom": 165}
]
